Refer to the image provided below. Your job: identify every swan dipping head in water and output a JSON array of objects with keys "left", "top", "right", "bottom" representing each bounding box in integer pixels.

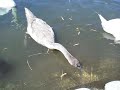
[
  {"left": 24, "top": 8, "right": 82, "bottom": 69},
  {"left": 97, "top": 13, "right": 120, "bottom": 43}
]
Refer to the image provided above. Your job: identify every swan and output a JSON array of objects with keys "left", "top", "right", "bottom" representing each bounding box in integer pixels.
[
  {"left": 97, "top": 13, "right": 120, "bottom": 42},
  {"left": 0, "top": 0, "right": 16, "bottom": 9},
  {"left": 75, "top": 80, "right": 120, "bottom": 90},
  {"left": 0, "top": 0, "right": 16, "bottom": 15},
  {"left": 24, "top": 8, "right": 81, "bottom": 69},
  {"left": 105, "top": 81, "right": 120, "bottom": 90},
  {"left": 75, "top": 88, "right": 90, "bottom": 90}
]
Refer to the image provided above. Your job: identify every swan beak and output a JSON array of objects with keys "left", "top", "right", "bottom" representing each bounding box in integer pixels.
[{"left": 77, "top": 63, "right": 82, "bottom": 70}]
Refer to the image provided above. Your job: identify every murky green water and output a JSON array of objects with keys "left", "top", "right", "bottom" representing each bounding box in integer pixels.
[{"left": 0, "top": 0, "right": 120, "bottom": 90}]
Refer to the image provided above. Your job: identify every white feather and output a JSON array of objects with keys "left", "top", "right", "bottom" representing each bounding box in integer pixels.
[{"left": 98, "top": 13, "right": 120, "bottom": 41}]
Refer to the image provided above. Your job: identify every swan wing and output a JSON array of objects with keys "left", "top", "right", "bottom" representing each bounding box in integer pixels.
[
  {"left": 30, "top": 18, "right": 55, "bottom": 46},
  {"left": 108, "top": 19, "right": 120, "bottom": 29},
  {"left": 104, "top": 19, "right": 120, "bottom": 34}
]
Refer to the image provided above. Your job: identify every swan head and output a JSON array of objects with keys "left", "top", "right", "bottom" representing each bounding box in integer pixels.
[
  {"left": 73, "top": 58, "right": 82, "bottom": 70},
  {"left": 69, "top": 56, "right": 82, "bottom": 70}
]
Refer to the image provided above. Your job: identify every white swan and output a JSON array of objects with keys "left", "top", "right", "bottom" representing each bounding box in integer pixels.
[
  {"left": 97, "top": 13, "right": 120, "bottom": 42},
  {"left": 75, "top": 88, "right": 90, "bottom": 90},
  {"left": 24, "top": 8, "right": 81, "bottom": 69},
  {"left": 105, "top": 81, "right": 120, "bottom": 90},
  {"left": 75, "top": 81, "right": 120, "bottom": 90},
  {"left": 0, "top": 0, "right": 15, "bottom": 8},
  {"left": 0, "top": 0, "right": 16, "bottom": 15}
]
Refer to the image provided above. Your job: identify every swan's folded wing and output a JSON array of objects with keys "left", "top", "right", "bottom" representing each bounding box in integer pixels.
[{"left": 31, "top": 18, "right": 55, "bottom": 45}]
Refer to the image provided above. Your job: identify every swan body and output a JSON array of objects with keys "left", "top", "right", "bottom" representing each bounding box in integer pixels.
[
  {"left": 105, "top": 81, "right": 120, "bottom": 90},
  {"left": 25, "top": 8, "right": 81, "bottom": 69},
  {"left": 75, "top": 88, "right": 90, "bottom": 90},
  {"left": 0, "top": 0, "right": 16, "bottom": 8},
  {"left": 0, "top": 0, "right": 16, "bottom": 15},
  {"left": 98, "top": 14, "right": 120, "bottom": 41},
  {"left": 75, "top": 81, "right": 120, "bottom": 90}
]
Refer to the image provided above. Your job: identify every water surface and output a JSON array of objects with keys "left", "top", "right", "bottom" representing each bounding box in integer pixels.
[{"left": 0, "top": 0, "right": 120, "bottom": 89}]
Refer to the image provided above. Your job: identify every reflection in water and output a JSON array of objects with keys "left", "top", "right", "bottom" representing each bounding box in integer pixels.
[
  {"left": 11, "top": 7, "right": 18, "bottom": 26},
  {"left": 102, "top": 33, "right": 120, "bottom": 44},
  {"left": 102, "top": 33, "right": 115, "bottom": 41}
]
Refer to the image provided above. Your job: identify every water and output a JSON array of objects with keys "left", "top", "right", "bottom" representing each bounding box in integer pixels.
[{"left": 0, "top": 0, "right": 120, "bottom": 89}]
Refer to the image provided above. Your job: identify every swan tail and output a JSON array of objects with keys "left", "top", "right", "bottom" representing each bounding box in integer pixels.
[
  {"left": 24, "top": 7, "right": 35, "bottom": 24},
  {"left": 97, "top": 13, "right": 107, "bottom": 24}
]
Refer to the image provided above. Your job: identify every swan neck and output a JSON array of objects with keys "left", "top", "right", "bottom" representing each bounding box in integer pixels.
[{"left": 50, "top": 43, "right": 74, "bottom": 63}]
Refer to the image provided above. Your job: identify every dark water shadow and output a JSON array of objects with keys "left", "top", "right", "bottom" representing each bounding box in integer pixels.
[{"left": 0, "top": 57, "right": 12, "bottom": 78}]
